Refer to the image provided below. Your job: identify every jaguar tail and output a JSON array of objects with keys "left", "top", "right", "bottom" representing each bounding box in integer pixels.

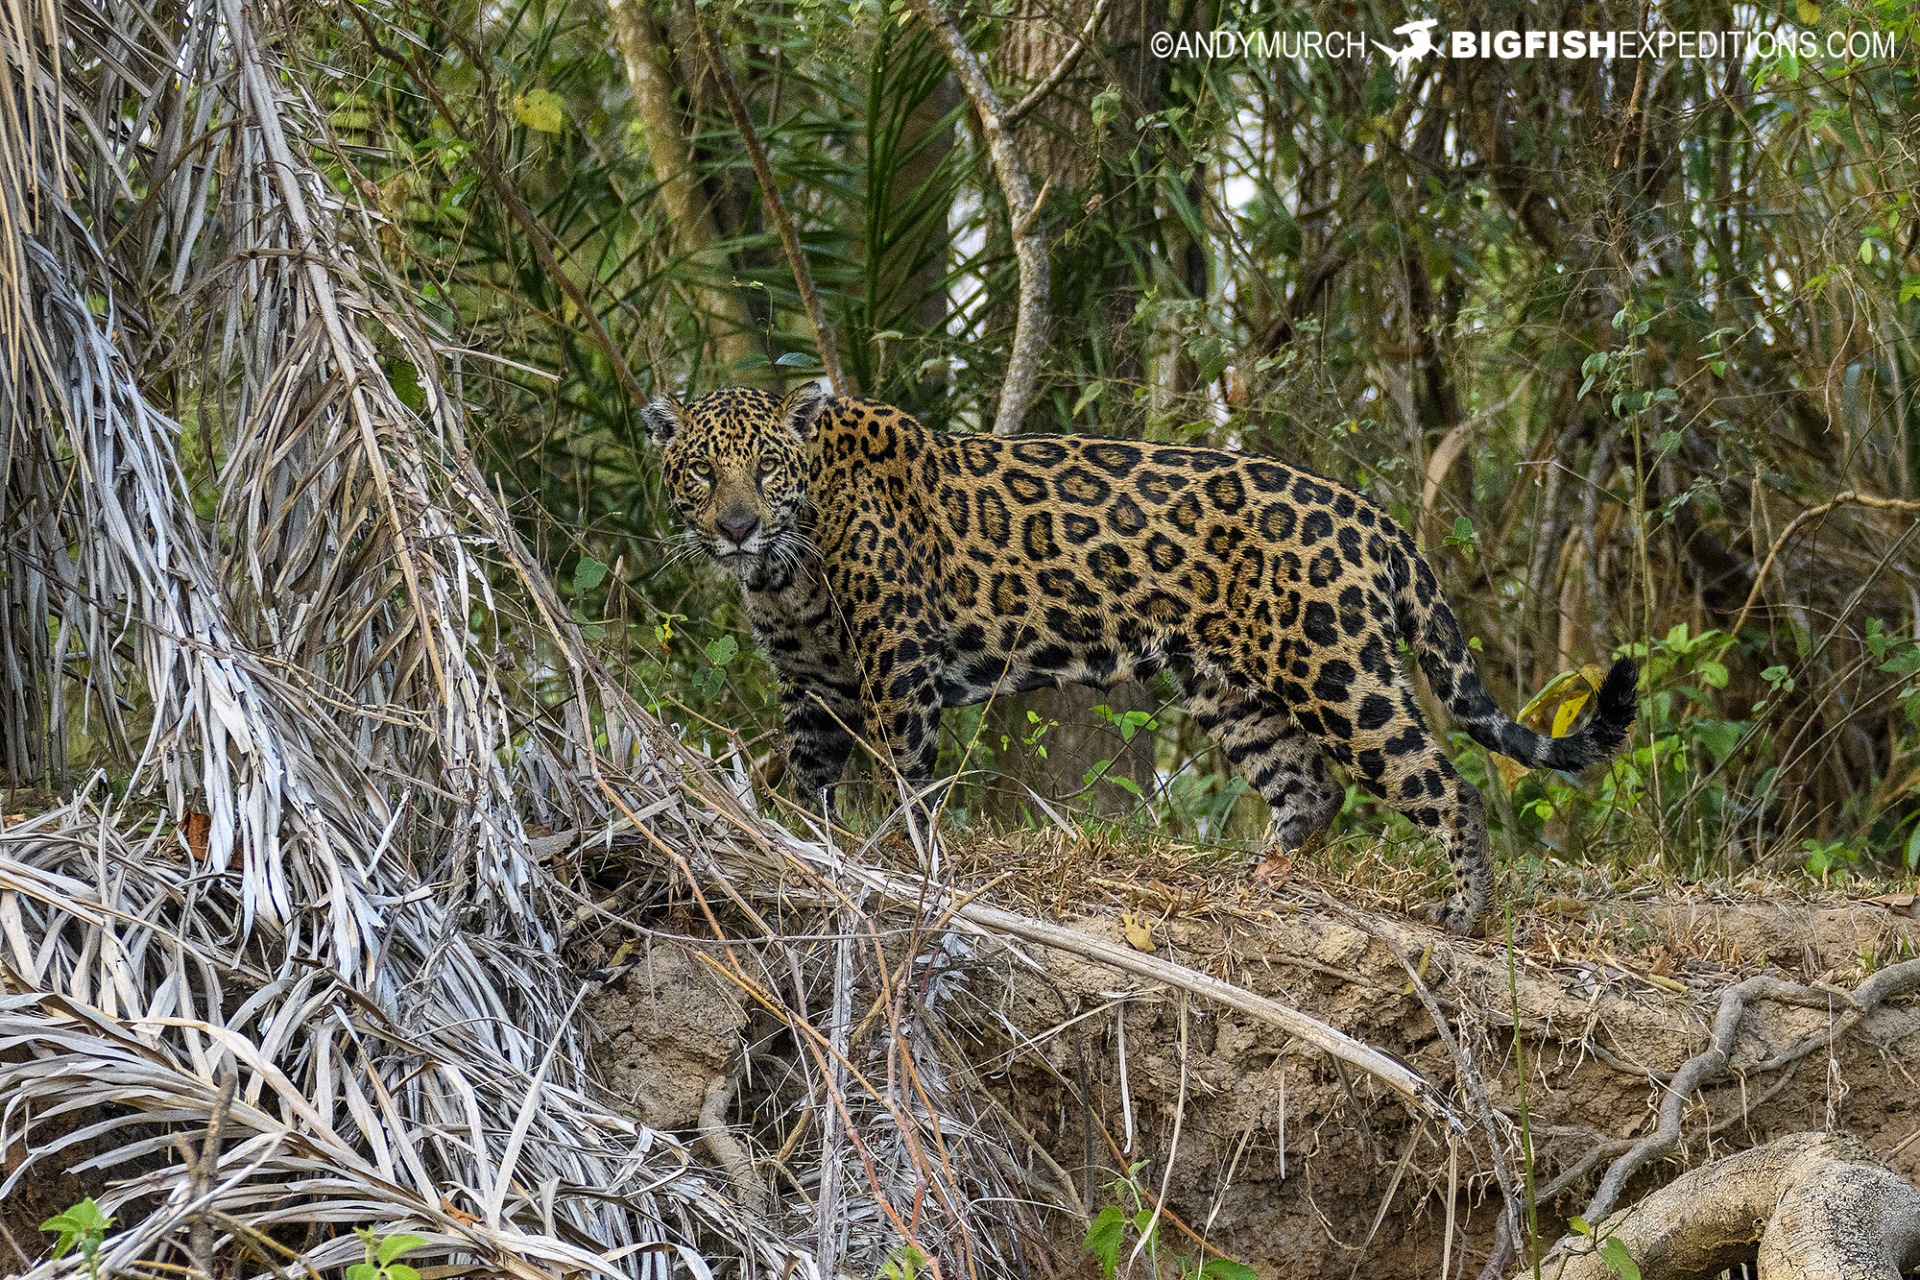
[{"left": 1393, "top": 539, "right": 1637, "bottom": 772}]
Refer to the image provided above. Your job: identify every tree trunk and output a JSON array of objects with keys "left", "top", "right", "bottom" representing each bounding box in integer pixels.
[{"left": 606, "top": 0, "right": 769, "bottom": 384}]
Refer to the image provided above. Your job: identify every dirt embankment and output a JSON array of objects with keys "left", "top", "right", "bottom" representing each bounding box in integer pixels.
[{"left": 587, "top": 893, "right": 1920, "bottom": 1278}]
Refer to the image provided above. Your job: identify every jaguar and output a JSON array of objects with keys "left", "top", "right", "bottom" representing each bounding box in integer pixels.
[{"left": 643, "top": 383, "right": 1637, "bottom": 932}]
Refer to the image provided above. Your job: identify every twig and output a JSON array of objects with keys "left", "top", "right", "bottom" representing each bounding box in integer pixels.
[
  {"left": 1003, "top": 0, "right": 1112, "bottom": 126},
  {"left": 1129, "top": 995, "right": 1188, "bottom": 1271},
  {"left": 1348, "top": 1122, "right": 1425, "bottom": 1280},
  {"left": 1582, "top": 957, "right": 1920, "bottom": 1222},
  {"left": 176, "top": 1072, "right": 237, "bottom": 1279},
  {"left": 906, "top": 0, "right": 1049, "bottom": 434},
  {"left": 1731, "top": 490, "right": 1920, "bottom": 636},
  {"left": 694, "top": 19, "right": 847, "bottom": 396},
  {"left": 817, "top": 857, "right": 855, "bottom": 1276},
  {"left": 1301, "top": 890, "right": 1523, "bottom": 1269}
]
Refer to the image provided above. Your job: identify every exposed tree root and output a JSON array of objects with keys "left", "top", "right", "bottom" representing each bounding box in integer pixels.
[
  {"left": 1520, "top": 1132, "right": 1920, "bottom": 1280},
  {"left": 1584, "top": 957, "right": 1920, "bottom": 1222}
]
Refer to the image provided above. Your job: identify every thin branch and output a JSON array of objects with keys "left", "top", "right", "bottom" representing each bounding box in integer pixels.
[
  {"left": 694, "top": 19, "right": 847, "bottom": 396},
  {"left": 907, "top": 0, "right": 1050, "bottom": 434},
  {"left": 1731, "top": 489, "right": 1920, "bottom": 636},
  {"left": 1003, "top": 0, "right": 1112, "bottom": 127},
  {"left": 605, "top": 0, "right": 769, "bottom": 380}
]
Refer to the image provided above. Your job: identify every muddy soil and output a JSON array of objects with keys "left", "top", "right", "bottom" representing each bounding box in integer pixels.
[{"left": 588, "top": 892, "right": 1920, "bottom": 1279}]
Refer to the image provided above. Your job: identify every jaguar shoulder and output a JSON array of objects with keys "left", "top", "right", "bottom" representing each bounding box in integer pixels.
[{"left": 643, "top": 383, "right": 1636, "bottom": 934}]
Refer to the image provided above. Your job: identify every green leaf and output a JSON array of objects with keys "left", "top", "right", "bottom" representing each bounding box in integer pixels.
[
  {"left": 705, "top": 635, "right": 739, "bottom": 667},
  {"left": 1901, "top": 277, "right": 1920, "bottom": 304},
  {"left": 1199, "top": 1261, "right": 1259, "bottom": 1280},
  {"left": 1072, "top": 380, "right": 1106, "bottom": 416},
  {"left": 1082, "top": 1206, "right": 1127, "bottom": 1278},
  {"left": 1860, "top": 237, "right": 1875, "bottom": 265},
  {"left": 731, "top": 353, "right": 771, "bottom": 369},
  {"left": 41, "top": 1199, "right": 112, "bottom": 1257},
  {"left": 385, "top": 1265, "right": 422, "bottom": 1280},
  {"left": 1905, "top": 824, "right": 1920, "bottom": 872},
  {"left": 1697, "top": 659, "right": 1728, "bottom": 689},
  {"left": 347, "top": 1266, "right": 378, "bottom": 1280},
  {"left": 1709, "top": 359, "right": 1727, "bottom": 377},
  {"left": 377, "top": 1235, "right": 427, "bottom": 1267},
  {"left": 1692, "top": 719, "right": 1744, "bottom": 763},
  {"left": 512, "top": 89, "right": 565, "bottom": 134},
  {"left": 774, "top": 351, "right": 818, "bottom": 367},
  {"left": 573, "top": 556, "right": 608, "bottom": 594},
  {"left": 1599, "top": 1235, "right": 1641, "bottom": 1280}
]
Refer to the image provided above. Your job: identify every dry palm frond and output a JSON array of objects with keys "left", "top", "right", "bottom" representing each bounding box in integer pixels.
[{"left": 0, "top": 0, "right": 799, "bottom": 1273}]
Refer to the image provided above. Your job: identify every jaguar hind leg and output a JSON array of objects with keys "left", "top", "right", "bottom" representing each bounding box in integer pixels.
[
  {"left": 1297, "top": 668, "right": 1491, "bottom": 934},
  {"left": 1186, "top": 680, "right": 1342, "bottom": 858}
]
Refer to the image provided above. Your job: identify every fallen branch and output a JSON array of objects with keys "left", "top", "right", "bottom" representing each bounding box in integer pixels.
[
  {"left": 798, "top": 839, "right": 1460, "bottom": 1129},
  {"left": 539, "top": 815, "right": 1458, "bottom": 1127}
]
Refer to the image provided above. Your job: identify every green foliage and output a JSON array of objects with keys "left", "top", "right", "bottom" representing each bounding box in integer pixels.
[
  {"left": 41, "top": 1198, "right": 113, "bottom": 1280},
  {"left": 1567, "top": 1216, "right": 1643, "bottom": 1280},
  {"left": 876, "top": 1243, "right": 929, "bottom": 1279},
  {"left": 294, "top": 0, "right": 1920, "bottom": 879},
  {"left": 347, "top": 1228, "right": 427, "bottom": 1280},
  {"left": 1080, "top": 1162, "right": 1257, "bottom": 1279}
]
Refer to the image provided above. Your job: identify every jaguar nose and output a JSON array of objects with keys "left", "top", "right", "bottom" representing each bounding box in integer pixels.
[{"left": 717, "top": 512, "right": 761, "bottom": 546}]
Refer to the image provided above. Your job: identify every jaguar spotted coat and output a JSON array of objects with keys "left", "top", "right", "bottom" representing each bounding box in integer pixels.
[{"left": 643, "top": 384, "right": 1637, "bottom": 932}]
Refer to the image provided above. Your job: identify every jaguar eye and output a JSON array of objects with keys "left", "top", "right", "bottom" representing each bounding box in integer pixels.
[
  {"left": 756, "top": 457, "right": 777, "bottom": 476},
  {"left": 691, "top": 460, "right": 714, "bottom": 480}
]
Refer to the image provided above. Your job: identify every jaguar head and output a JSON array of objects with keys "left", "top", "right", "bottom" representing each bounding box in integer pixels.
[{"left": 642, "top": 382, "right": 832, "bottom": 578}]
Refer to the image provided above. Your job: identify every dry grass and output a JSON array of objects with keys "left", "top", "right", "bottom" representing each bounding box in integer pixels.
[{"left": 944, "top": 821, "right": 1920, "bottom": 983}]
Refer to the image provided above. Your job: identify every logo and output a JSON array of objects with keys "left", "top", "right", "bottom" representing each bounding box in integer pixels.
[
  {"left": 1373, "top": 17, "right": 1440, "bottom": 73},
  {"left": 1148, "top": 10, "right": 1898, "bottom": 65}
]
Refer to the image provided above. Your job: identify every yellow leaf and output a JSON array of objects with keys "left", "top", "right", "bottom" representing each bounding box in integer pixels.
[
  {"left": 1551, "top": 687, "right": 1593, "bottom": 738},
  {"left": 1119, "top": 909, "right": 1156, "bottom": 952},
  {"left": 1794, "top": 0, "right": 1820, "bottom": 24},
  {"left": 1498, "top": 665, "right": 1609, "bottom": 782},
  {"left": 513, "top": 89, "right": 565, "bottom": 134}
]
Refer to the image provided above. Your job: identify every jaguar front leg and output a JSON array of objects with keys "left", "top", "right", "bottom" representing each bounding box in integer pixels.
[
  {"left": 777, "top": 681, "right": 859, "bottom": 819},
  {"left": 861, "top": 672, "right": 947, "bottom": 839}
]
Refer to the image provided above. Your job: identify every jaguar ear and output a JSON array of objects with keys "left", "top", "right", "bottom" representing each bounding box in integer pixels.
[
  {"left": 641, "top": 395, "right": 685, "bottom": 444},
  {"left": 779, "top": 380, "right": 834, "bottom": 440}
]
